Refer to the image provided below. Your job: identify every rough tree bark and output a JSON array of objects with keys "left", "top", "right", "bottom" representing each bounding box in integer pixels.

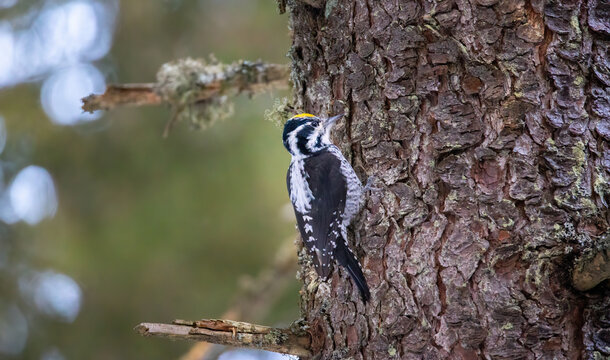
[{"left": 287, "top": 0, "right": 610, "bottom": 359}]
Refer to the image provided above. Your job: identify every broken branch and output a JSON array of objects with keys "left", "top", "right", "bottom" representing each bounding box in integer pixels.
[
  {"left": 135, "top": 319, "right": 311, "bottom": 358},
  {"left": 81, "top": 83, "right": 161, "bottom": 112},
  {"left": 180, "top": 239, "right": 298, "bottom": 360},
  {"left": 82, "top": 60, "right": 289, "bottom": 113}
]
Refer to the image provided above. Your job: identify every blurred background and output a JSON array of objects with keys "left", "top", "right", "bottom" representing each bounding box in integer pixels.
[{"left": 0, "top": 1, "right": 299, "bottom": 359}]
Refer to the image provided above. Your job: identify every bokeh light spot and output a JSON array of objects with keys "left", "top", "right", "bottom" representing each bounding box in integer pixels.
[
  {"left": 0, "top": 0, "right": 117, "bottom": 90},
  {"left": 41, "top": 64, "right": 105, "bottom": 126},
  {"left": 34, "top": 272, "right": 82, "bottom": 322},
  {"left": 41, "top": 347, "right": 66, "bottom": 360},
  {"left": 218, "top": 350, "right": 260, "bottom": 360},
  {"left": 34, "top": 1, "right": 99, "bottom": 64},
  {"left": 0, "top": 25, "right": 14, "bottom": 86},
  {"left": 0, "top": 194, "right": 19, "bottom": 225},
  {"left": 0, "top": 116, "right": 6, "bottom": 155},
  {"left": 0, "top": 305, "right": 28, "bottom": 356},
  {"left": 20, "top": 271, "right": 82, "bottom": 323},
  {"left": 9, "top": 165, "right": 58, "bottom": 225},
  {"left": 0, "top": 0, "right": 17, "bottom": 9},
  {"left": 218, "top": 350, "right": 298, "bottom": 360},
  {"left": 65, "top": 2, "right": 99, "bottom": 58}
]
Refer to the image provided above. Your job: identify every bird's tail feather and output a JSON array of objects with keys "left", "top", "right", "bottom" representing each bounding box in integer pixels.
[{"left": 334, "top": 239, "right": 370, "bottom": 302}]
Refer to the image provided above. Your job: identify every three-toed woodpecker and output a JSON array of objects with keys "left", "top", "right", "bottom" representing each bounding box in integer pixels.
[{"left": 283, "top": 113, "right": 370, "bottom": 302}]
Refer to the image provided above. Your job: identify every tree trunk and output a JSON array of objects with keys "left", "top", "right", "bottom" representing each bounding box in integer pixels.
[{"left": 287, "top": 0, "right": 610, "bottom": 358}]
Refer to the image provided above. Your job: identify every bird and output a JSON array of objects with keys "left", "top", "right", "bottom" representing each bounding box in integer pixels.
[{"left": 282, "top": 113, "right": 370, "bottom": 302}]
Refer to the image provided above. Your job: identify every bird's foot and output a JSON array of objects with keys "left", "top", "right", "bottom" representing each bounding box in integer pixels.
[
  {"left": 363, "top": 175, "right": 382, "bottom": 193},
  {"left": 354, "top": 228, "right": 363, "bottom": 246},
  {"left": 306, "top": 275, "right": 321, "bottom": 294}
]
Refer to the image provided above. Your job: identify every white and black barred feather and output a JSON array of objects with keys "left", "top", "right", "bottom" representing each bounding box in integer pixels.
[
  {"left": 283, "top": 114, "right": 370, "bottom": 302},
  {"left": 287, "top": 151, "right": 346, "bottom": 278}
]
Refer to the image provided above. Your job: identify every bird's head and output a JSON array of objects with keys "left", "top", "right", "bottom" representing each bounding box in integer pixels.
[{"left": 282, "top": 113, "right": 343, "bottom": 157}]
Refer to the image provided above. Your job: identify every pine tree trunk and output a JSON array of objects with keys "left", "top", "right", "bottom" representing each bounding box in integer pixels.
[{"left": 287, "top": 0, "right": 610, "bottom": 358}]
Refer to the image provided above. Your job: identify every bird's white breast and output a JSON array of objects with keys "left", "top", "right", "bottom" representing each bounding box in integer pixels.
[
  {"left": 289, "top": 158, "right": 314, "bottom": 213},
  {"left": 327, "top": 146, "right": 363, "bottom": 231}
]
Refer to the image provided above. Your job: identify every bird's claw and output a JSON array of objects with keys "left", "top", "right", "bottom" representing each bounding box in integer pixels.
[{"left": 363, "top": 175, "right": 382, "bottom": 193}]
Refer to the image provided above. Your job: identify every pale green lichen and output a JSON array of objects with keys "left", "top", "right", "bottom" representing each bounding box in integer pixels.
[
  {"left": 390, "top": 96, "right": 419, "bottom": 114},
  {"left": 156, "top": 57, "right": 287, "bottom": 133},
  {"left": 500, "top": 60, "right": 521, "bottom": 76},
  {"left": 157, "top": 57, "right": 220, "bottom": 102},
  {"left": 594, "top": 169, "right": 607, "bottom": 191},
  {"left": 594, "top": 166, "right": 610, "bottom": 206},
  {"left": 423, "top": 24, "right": 442, "bottom": 38},
  {"left": 553, "top": 141, "right": 597, "bottom": 214},
  {"left": 452, "top": 37, "right": 470, "bottom": 59},
  {"left": 573, "top": 76, "right": 585, "bottom": 86},
  {"left": 501, "top": 218, "right": 515, "bottom": 229},
  {"left": 501, "top": 322, "right": 514, "bottom": 330},
  {"left": 388, "top": 345, "right": 397, "bottom": 356},
  {"left": 263, "top": 328, "right": 288, "bottom": 345},
  {"left": 523, "top": 246, "right": 566, "bottom": 288},
  {"left": 264, "top": 97, "right": 293, "bottom": 127},
  {"left": 572, "top": 140, "right": 586, "bottom": 163},
  {"left": 421, "top": 318, "right": 428, "bottom": 328},
  {"left": 289, "top": 318, "right": 309, "bottom": 336},
  {"left": 570, "top": 15, "right": 582, "bottom": 36},
  {"left": 553, "top": 222, "right": 591, "bottom": 247},
  {"left": 440, "top": 142, "right": 467, "bottom": 152},
  {"left": 156, "top": 57, "right": 234, "bottom": 131},
  {"left": 325, "top": 0, "right": 338, "bottom": 18}
]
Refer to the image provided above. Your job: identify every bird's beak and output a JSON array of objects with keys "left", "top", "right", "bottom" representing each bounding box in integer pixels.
[{"left": 323, "top": 114, "right": 344, "bottom": 133}]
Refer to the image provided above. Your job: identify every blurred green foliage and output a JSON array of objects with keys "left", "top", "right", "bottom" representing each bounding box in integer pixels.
[{"left": 0, "top": 1, "right": 297, "bottom": 359}]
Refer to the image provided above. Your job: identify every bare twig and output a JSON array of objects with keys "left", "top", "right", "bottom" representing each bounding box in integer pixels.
[
  {"left": 82, "top": 60, "right": 289, "bottom": 113},
  {"left": 180, "top": 239, "right": 299, "bottom": 360},
  {"left": 81, "top": 83, "right": 160, "bottom": 112},
  {"left": 135, "top": 319, "right": 311, "bottom": 358}
]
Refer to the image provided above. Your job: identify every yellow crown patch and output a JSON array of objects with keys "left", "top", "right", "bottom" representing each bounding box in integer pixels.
[{"left": 291, "top": 113, "right": 316, "bottom": 119}]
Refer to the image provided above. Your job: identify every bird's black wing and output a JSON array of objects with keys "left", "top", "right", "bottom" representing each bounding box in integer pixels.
[{"left": 287, "top": 152, "right": 346, "bottom": 278}]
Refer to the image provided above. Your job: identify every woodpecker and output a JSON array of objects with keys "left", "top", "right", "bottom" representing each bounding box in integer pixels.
[{"left": 283, "top": 113, "right": 370, "bottom": 302}]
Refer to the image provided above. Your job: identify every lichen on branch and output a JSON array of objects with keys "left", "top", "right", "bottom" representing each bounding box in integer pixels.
[
  {"left": 81, "top": 57, "right": 289, "bottom": 135},
  {"left": 264, "top": 97, "right": 293, "bottom": 127}
]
